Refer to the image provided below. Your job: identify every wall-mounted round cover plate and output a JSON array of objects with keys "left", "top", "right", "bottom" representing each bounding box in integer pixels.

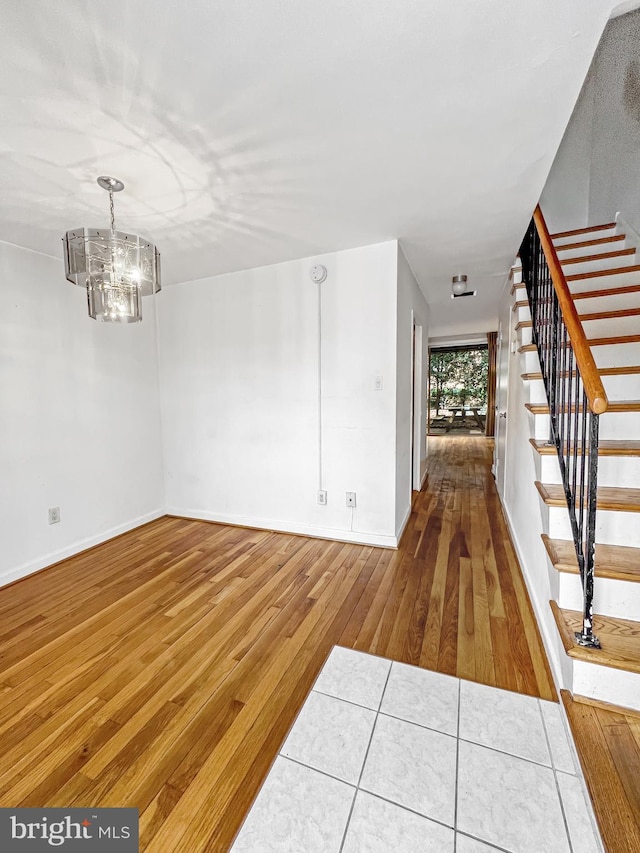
[{"left": 310, "top": 264, "right": 328, "bottom": 283}]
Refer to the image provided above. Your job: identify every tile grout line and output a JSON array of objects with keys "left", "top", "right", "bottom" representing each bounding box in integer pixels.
[
  {"left": 313, "top": 687, "right": 563, "bottom": 772},
  {"left": 453, "top": 677, "right": 461, "bottom": 853},
  {"left": 336, "top": 659, "right": 393, "bottom": 853},
  {"left": 279, "top": 754, "right": 358, "bottom": 790},
  {"left": 539, "top": 698, "right": 575, "bottom": 853}
]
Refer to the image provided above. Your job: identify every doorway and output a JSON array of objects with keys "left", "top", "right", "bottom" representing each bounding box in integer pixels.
[{"left": 428, "top": 344, "right": 489, "bottom": 435}]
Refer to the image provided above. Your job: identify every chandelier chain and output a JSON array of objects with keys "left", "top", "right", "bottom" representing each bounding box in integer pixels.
[{"left": 109, "top": 189, "right": 116, "bottom": 231}]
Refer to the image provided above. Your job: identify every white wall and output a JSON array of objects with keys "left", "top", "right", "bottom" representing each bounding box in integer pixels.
[
  {"left": 0, "top": 242, "right": 165, "bottom": 587},
  {"left": 539, "top": 68, "right": 595, "bottom": 233},
  {"left": 541, "top": 8, "right": 640, "bottom": 235},
  {"left": 158, "top": 241, "right": 400, "bottom": 547},
  {"left": 495, "top": 281, "right": 568, "bottom": 690},
  {"left": 589, "top": 9, "right": 640, "bottom": 235},
  {"left": 396, "top": 245, "right": 429, "bottom": 536}
]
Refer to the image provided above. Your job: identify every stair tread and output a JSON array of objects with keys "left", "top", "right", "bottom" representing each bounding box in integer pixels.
[
  {"left": 573, "top": 283, "right": 640, "bottom": 300},
  {"left": 512, "top": 299, "right": 528, "bottom": 312},
  {"left": 525, "top": 400, "right": 640, "bottom": 414},
  {"left": 566, "top": 264, "right": 640, "bottom": 282},
  {"left": 522, "top": 366, "right": 640, "bottom": 381},
  {"left": 551, "top": 601, "right": 640, "bottom": 675},
  {"left": 556, "top": 234, "right": 625, "bottom": 252},
  {"left": 589, "top": 333, "right": 640, "bottom": 347},
  {"left": 551, "top": 223, "right": 617, "bottom": 239},
  {"left": 536, "top": 481, "right": 640, "bottom": 512},
  {"left": 519, "top": 334, "right": 640, "bottom": 352},
  {"left": 530, "top": 437, "right": 640, "bottom": 456},
  {"left": 579, "top": 306, "right": 640, "bottom": 322},
  {"left": 542, "top": 535, "right": 640, "bottom": 582},
  {"left": 561, "top": 248, "right": 635, "bottom": 265}
]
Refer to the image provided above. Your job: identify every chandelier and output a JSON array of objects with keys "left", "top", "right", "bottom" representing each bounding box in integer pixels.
[{"left": 63, "top": 176, "right": 161, "bottom": 323}]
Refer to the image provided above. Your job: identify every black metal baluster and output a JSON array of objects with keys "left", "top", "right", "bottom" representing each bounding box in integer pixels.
[{"left": 519, "top": 216, "right": 600, "bottom": 648}]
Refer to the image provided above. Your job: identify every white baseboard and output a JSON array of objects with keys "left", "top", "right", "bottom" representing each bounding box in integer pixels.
[
  {"left": 395, "top": 503, "right": 412, "bottom": 543},
  {"left": 420, "top": 465, "right": 428, "bottom": 489},
  {"left": 0, "top": 509, "right": 165, "bottom": 590},
  {"left": 166, "top": 507, "right": 398, "bottom": 549},
  {"left": 500, "top": 500, "right": 565, "bottom": 693}
]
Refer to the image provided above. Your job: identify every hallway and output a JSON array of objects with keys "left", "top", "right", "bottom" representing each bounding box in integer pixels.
[{"left": 0, "top": 436, "right": 610, "bottom": 851}]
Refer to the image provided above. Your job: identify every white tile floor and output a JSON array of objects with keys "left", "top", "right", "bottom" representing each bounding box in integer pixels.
[{"left": 231, "top": 646, "right": 604, "bottom": 853}]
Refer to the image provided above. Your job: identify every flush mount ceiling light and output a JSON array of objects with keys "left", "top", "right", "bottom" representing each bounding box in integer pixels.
[
  {"left": 63, "top": 176, "right": 161, "bottom": 323},
  {"left": 451, "top": 274, "right": 477, "bottom": 299}
]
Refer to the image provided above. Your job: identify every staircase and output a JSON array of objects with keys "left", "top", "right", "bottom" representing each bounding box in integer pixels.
[{"left": 513, "top": 217, "right": 640, "bottom": 711}]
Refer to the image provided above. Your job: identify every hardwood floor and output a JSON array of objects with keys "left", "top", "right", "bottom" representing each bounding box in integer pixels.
[
  {"left": 563, "top": 692, "right": 640, "bottom": 853},
  {"left": 0, "top": 437, "right": 558, "bottom": 851}
]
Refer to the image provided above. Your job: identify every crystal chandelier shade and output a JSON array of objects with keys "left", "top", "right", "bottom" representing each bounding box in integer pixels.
[{"left": 62, "top": 177, "right": 161, "bottom": 323}]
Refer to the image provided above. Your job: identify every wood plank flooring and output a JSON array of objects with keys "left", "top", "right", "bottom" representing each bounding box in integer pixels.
[
  {"left": 0, "top": 437, "right": 562, "bottom": 851},
  {"left": 563, "top": 692, "right": 640, "bottom": 853}
]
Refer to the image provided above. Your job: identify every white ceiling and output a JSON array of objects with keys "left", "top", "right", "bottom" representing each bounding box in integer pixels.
[{"left": 0, "top": 0, "right": 623, "bottom": 335}]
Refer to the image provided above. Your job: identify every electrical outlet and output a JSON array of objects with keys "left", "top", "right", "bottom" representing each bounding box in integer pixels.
[
  {"left": 346, "top": 492, "right": 357, "bottom": 508},
  {"left": 374, "top": 375, "right": 383, "bottom": 391},
  {"left": 48, "top": 506, "right": 60, "bottom": 525},
  {"left": 317, "top": 490, "right": 327, "bottom": 505}
]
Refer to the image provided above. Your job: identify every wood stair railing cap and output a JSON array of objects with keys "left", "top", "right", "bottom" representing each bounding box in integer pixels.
[{"left": 533, "top": 206, "right": 608, "bottom": 415}]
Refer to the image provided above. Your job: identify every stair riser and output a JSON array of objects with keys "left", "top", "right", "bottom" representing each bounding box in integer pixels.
[
  {"left": 556, "top": 239, "right": 628, "bottom": 260},
  {"left": 593, "top": 342, "right": 640, "bottom": 368},
  {"left": 536, "top": 454, "right": 640, "bottom": 489},
  {"left": 526, "top": 374, "right": 640, "bottom": 404},
  {"left": 529, "top": 410, "right": 640, "bottom": 441},
  {"left": 514, "top": 304, "right": 531, "bottom": 323},
  {"left": 575, "top": 290, "right": 640, "bottom": 314},
  {"left": 558, "top": 572, "right": 640, "bottom": 621},
  {"left": 553, "top": 227, "right": 618, "bottom": 247},
  {"left": 518, "top": 327, "right": 532, "bottom": 347},
  {"left": 521, "top": 350, "right": 542, "bottom": 374},
  {"left": 545, "top": 504, "right": 640, "bottom": 548},
  {"left": 526, "top": 380, "right": 548, "bottom": 406},
  {"left": 561, "top": 253, "right": 636, "bottom": 277},
  {"left": 567, "top": 270, "right": 640, "bottom": 293},
  {"left": 571, "top": 660, "right": 640, "bottom": 711},
  {"left": 583, "top": 315, "right": 640, "bottom": 339}
]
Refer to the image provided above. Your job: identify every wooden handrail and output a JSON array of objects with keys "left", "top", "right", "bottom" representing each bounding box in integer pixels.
[{"left": 533, "top": 206, "right": 609, "bottom": 415}]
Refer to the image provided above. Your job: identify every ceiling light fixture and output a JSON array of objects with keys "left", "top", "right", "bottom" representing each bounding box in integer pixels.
[
  {"left": 451, "top": 274, "right": 468, "bottom": 296},
  {"left": 63, "top": 176, "right": 161, "bottom": 323},
  {"left": 451, "top": 274, "right": 477, "bottom": 299}
]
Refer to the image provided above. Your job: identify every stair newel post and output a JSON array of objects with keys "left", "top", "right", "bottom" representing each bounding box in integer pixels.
[{"left": 575, "top": 412, "right": 601, "bottom": 649}]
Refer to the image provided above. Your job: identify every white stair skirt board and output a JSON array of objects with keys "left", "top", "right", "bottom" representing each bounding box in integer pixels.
[
  {"left": 571, "top": 659, "right": 640, "bottom": 711},
  {"left": 553, "top": 226, "right": 618, "bottom": 247},
  {"left": 545, "top": 504, "right": 640, "bottom": 550},
  {"left": 558, "top": 571, "right": 640, "bottom": 621}
]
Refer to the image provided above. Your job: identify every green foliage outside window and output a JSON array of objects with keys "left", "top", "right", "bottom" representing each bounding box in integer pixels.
[{"left": 429, "top": 348, "right": 488, "bottom": 416}]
